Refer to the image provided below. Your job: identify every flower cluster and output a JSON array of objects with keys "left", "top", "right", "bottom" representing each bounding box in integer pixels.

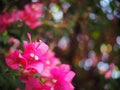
[
  {"left": 5, "top": 33, "right": 75, "bottom": 90},
  {"left": 0, "top": 3, "right": 42, "bottom": 32}
]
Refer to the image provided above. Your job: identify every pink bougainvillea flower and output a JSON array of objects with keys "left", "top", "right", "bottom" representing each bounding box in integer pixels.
[
  {"left": 43, "top": 64, "right": 75, "bottom": 90},
  {"left": 5, "top": 33, "right": 75, "bottom": 90},
  {"left": 25, "top": 62, "right": 44, "bottom": 74},
  {"left": 41, "top": 50, "right": 61, "bottom": 77},
  {"left": 0, "top": 2, "right": 43, "bottom": 31},
  {"left": 0, "top": 12, "right": 10, "bottom": 32},
  {"left": 24, "top": 3, "right": 42, "bottom": 18},
  {"left": 52, "top": 65, "right": 75, "bottom": 82},
  {"left": 0, "top": 3, "right": 43, "bottom": 31},
  {"left": 23, "top": 3, "right": 43, "bottom": 29},
  {"left": 41, "top": 58, "right": 60, "bottom": 77},
  {"left": 5, "top": 50, "right": 26, "bottom": 70},
  {"left": 53, "top": 80, "right": 73, "bottom": 90},
  {"left": 34, "top": 41, "right": 49, "bottom": 55},
  {"left": 23, "top": 40, "right": 49, "bottom": 62},
  {"left": 17, "top": 36, "right": 48, "bottom": 75},
  {"left": 20, "top": 42, "right": 48, "bottom": 75},
  {"left": 25, "top": 19, "right": 41, "bottom": 29},
  {"left": 0, "top": 15, "right": 6, "bottom": 32},
  {"left": 2, "top": 11, "right": 10, "bottom": 26},
  {"left": 9, "top": 10, "right": 24, "bottom": 23}
]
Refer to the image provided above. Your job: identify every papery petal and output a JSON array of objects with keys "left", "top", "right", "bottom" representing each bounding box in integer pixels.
[
  {"left": 51, "top": 68, "right": 65, "bottom": 79},
  {"left": 5, "top": 50, "right": 21, "bottom": 69},
  {"left": 65, "top": 71, "right": 75, "bottom": 82},
  {"left": 54, "top": 80, "right": 72, "bottom": 90},
  {"left": 46, "top": 50, "right": 55, "bottom": 58},
  {"left": 23, "top": 3, "right": 43, "bottom": 29},
  {"left": 41, "top": 67, "right": 51, "bottom": 77},
  {"left": 24, "top": 78, "right": 40, "bottom": 90},
  {"left": 53, "top": 58, "right": 61, "bottom": 65},
  {"left": 69, "top": 83, "right": 75, "bottom": 90},
  {"left": 35, "top": 41, "right": 49, "bottom": 55},
  {"left": 26, "top": 62, "right": 44, "bottom": 74},
  {"left": 0, "top": 12, "right": 9, "bottom": 32},
  {"left": 60, "top": 64, "right": 70, "bottom": 73},
  {"left": 3, "top": 11, "right": 10, "bottom": 25},
  {"left": 9, "top": 10, "right": 23, "bottom": 23},
  {"left": 18, "top": 54, "right": 27, "bottom": 68},
  {"left": 23, "top": 43, "right": 35, "bottom": 53},
  {"left": 25, "top": 20, "right": 41, "bottom": 29},
  {"left": 23, "top": 40, "right": 29, "bottom": 48},
  {"left": 27, "top": 32, "right": 31, "bottom": 42}
]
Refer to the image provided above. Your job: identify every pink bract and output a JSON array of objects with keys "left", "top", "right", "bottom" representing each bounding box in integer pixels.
[
  {"left": 23, "top": 3, "right": 43, "bottom": 29},
  {"left": 9, "top": 10, "right": 24, "bottom": 23},
  {"left": 0, "top": 3, "right": 43, "bottom": 31},
  {"left": 5, "top": 50, "right": 26, "bottom": 70},
  {"left": 0, "top": 15, "right": 7, "bottom": 32},
  {"left": 0, "top": 12, "right": 10, "bottom": 32},
  {"left": 5, "top": 33, "right": 75, "bottom": 90},
  {"left": 43, "top": 64, "right": 75, "bottom": 90},
  {"left": 24, "top": 3, "right": 42, "bottom": 18}
]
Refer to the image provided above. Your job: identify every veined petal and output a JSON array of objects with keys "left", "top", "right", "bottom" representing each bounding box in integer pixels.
[{"left": 35, "top": 41, "right": 49, "bottom": 55}]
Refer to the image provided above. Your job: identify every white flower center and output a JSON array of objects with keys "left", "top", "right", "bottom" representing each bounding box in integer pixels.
[
  {"left": 30, "top": 53, "right": 39, "bottom": 60},
  {"left": 52, "top": 79, "right": 57, "bottom": 83},
  {"left": 46, "top": 60, "right": 50, "bottom": 65},
  {"left": 30, "top": 53, "right": 35, "bottom": 57},
  {"left": 34, "top": 55, "right": 39, "bottom": 60}
]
